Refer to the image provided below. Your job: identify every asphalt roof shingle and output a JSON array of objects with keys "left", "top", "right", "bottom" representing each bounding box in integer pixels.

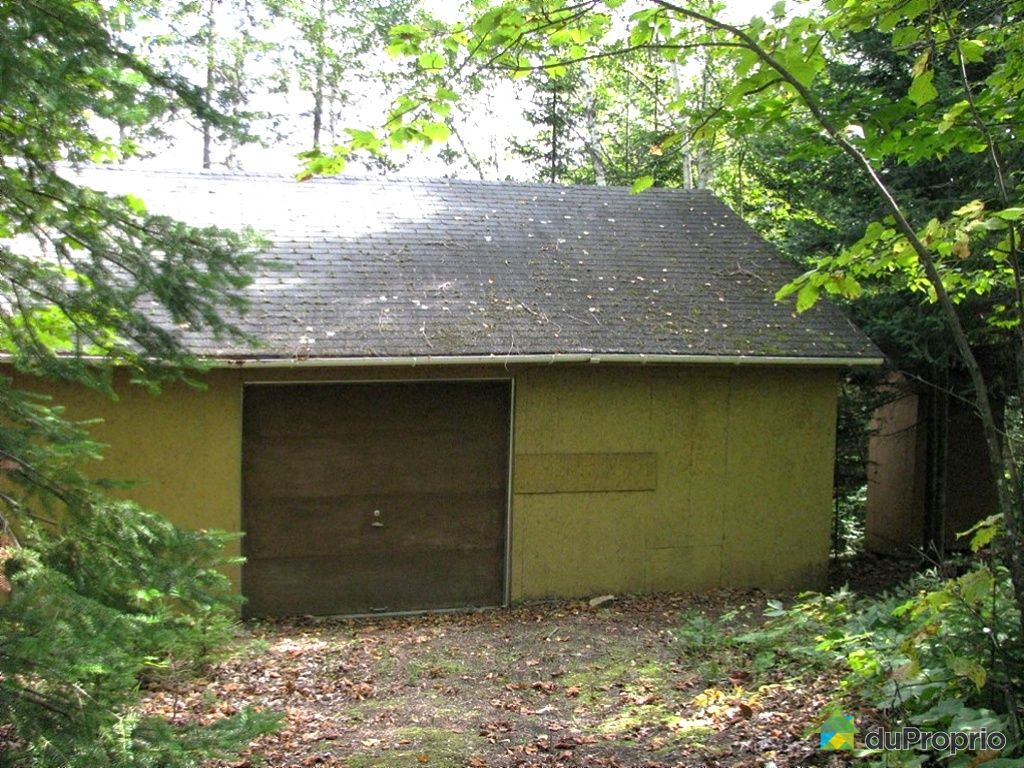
[{"left": 73, "top": 168, "right": 880, "bottom": 363}]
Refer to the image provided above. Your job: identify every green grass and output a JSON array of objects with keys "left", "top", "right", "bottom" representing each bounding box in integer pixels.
[
  {"left": 344, "top": 726, "right": 478, "bottom": 768},
  {"left": 404, "top": 656, "right": 468, "bottom": 685}
]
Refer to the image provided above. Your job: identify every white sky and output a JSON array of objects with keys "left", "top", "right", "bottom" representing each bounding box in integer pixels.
[{"left": 126, "top": 0, "right": 781, "bottom": 179}]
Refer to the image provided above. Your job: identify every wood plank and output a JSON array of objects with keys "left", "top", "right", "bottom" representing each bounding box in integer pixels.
[
  {"left": 243, "top": 432, "right": 505, "bottom": 497},
  {"left": 244, "top": 491, "right": 506, "bottom": 558},
  {"left": 243, "top": 381, "right": 508, "bottom": 438},
  {"left": 243, "top": 548, "right": 505, "bottom": 617}
]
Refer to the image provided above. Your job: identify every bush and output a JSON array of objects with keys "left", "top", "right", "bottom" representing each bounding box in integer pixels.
[
  {"left": 740, "top": 521, "right": 1022, "bottom": 766},
  {"left": 0, "top": 498, "right": 279, "bottom": 767}
]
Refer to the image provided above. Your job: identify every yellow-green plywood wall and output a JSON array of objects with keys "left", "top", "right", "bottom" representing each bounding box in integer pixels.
[
  {"left": 12, "top": 370, "right": 246, "bottom": 585},
  {"left": 509, "top": 365, "right": 838, "bottom": 599},
  {"left": 13, "top": 363, "right": 838, "bottom": 599}
]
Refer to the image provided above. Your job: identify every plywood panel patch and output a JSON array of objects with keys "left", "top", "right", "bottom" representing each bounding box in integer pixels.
[{"left": 514, "top": 452, "right": 657, "bottom": 494}]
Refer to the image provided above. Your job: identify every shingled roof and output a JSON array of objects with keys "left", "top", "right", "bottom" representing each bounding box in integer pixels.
[{"left": 74, "top": 167, "right": 880, "bottom": 364}]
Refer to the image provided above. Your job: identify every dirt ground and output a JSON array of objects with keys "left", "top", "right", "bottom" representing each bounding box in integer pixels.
[{"left": 140, "top": 584, "right": 877, "bottom": 768}]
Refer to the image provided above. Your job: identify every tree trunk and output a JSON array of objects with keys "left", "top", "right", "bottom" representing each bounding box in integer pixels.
[
  {"left": 202, "top": 0, "right": 216, "bottom": 169},
  {"left": 225, "top": 34, "right": 246, "bottom": 170},
  {"left": 579, "top": 65, "right": 606, "bottom": 185},
  {"left": 312, "top": 0, "right": 326, "bottom": 151},
  {"left": 550, "top": 88, "right": 559, "bottom": 184},
  {"left": 923, "top": 377, "right": 949, "bottom": 561},
  {"left": 312, "top": 86, "right": 324, "bottom": 152},
  {"left": 670, "top": 59, "right": 692, "bottom": 189}
]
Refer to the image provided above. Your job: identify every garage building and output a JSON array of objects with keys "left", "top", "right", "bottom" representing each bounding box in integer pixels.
[{"left": 26, "top": 169, "right": 881, "bottom": 617}]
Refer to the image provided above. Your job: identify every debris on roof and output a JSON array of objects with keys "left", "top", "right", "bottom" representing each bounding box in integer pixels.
[{"left": 72, "top": 168, "right": 879, "bottom": 362}]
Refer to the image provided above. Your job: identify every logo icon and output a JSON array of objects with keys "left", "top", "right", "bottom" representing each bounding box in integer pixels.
[{"left": 819, "top": 713, "right": 857, "bottom": 750}]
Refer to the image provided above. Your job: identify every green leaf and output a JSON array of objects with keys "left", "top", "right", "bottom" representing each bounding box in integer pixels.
[
  {"left": 511, "top": 55, "right": 532, "bottom": 79},
  {"left": 908, "top": 70, "right": 937, "bottom": 106},
  {"left": 787, "top": 59, "right": 817, "bottom": 88},
  {"left": 734, "top": 48, "right": 760, "bottom": 78},
  {"left": 122, "top": 194, "right": 147, "bottom": 215},
  {"left": 471, "top": 8, "right": 503, "bottom": 37},
  {"left": 971, "top": 521, "right": 999, "bottom": 550},
  {"left": 300, "top": 153, "right": 345, "bottom": 177},
  {"left": 903, "top": 0, "right": 931, "bottom": 18},
  {"left": 774, "top": 280, "right": 800, "bottom": 301},
  {"left": 949, "top": 656, "right": 987, "bottom": 690},
  {"left": 956, "top": 514, "right": 1001, "bottom": 551},
  {"left": 911, "top": 50, "right": 930, "bottom": 77},
  {"left": 795, "top": 282, "right": 820, "bottom": 311},
  {"left": 629, "top": 21, "right": 653, "bottom": 47},
  {"left": 417, "top": 52, "right": 445, "bottom": 71},
  {"left": 542, "top": 56, "right": 567, "bottom": 78},
  {"left": 726, "top": 70, "right": 782, "bottom": 106},
  {"left": 878, "top": 9, "right": 901, "bottom": 32},
  {"left": 345, "top": 129, "right": 383, "bottom": 153},
  {"left": 953, "top": 199, "right": 984, "bottom": 217},
  {"left": 938, "top": 100, "right": 970, "bottom": 133},
  {"left": 981, "top": 215, "right": 1009, "bottom": 231},
  {"left": 836, "top": 275, "right": 862, "bottom": 298},
  {"left": 957, "top": 39, "right": 985, "bottom": 63},
  {"left": 891, "top": 26, "right": 920, "bottom": 47},
  {"left": 420, "top": 121, "right": 450, "bottom": 143},
  {"left": 630, "top": 175, "right": 654, "bottom": 194},
  {"left": 660, "top": 130, "right": 686, "bottom": 150},
  {"left": 956, "top": 568, "right": 994, "bottom": 604},
  {"left": 548, "top": 28, "right": 571, "bottom": 46}
]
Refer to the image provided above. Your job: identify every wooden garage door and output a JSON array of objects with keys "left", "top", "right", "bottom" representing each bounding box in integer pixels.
[{"left": 242, "top": 380, "right": 511, "bottom": 617}]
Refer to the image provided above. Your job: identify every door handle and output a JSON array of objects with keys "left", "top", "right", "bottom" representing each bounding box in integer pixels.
[{"left": 371, "top": 509, "right": 384, "bottom": 528}]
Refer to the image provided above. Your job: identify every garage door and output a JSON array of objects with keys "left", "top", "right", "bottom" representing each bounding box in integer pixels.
[{"left": 241, "top": 380, "right": 511, "bottom": 617}]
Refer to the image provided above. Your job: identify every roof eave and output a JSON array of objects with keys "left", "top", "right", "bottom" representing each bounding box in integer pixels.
[{"left": 214, "top": 352, "right": 885, "bottom": 369}]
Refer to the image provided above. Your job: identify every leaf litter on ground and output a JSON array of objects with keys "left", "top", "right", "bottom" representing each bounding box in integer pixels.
[{"left": 139, "top": 590, "right": 867, "bottom": 767}]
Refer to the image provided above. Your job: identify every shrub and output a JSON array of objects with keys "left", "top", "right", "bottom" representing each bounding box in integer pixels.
[
  {"left": 740, "top": 557, "right": 1020, "bottom": 763},
  {"left": 1, "top": 498, "right": 279, "bottom": 767}
]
